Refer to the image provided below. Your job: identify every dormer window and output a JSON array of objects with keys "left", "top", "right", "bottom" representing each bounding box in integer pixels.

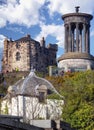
[
  {"left": 16, "top": 52, "right": 21, "bottom": 61},
  {"left": 39, "top": 92, "right": 45, "bottom": 103},
  {"left": 37, "top": 85, "right": 47, "bottom": 103}
]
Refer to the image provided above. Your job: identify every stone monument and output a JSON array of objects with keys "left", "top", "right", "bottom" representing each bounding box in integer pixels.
[{"left": 58, "top": 7, "right": 94, "bottom": 72}]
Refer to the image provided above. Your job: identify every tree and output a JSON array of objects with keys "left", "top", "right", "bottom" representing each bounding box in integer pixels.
[{"left": 46, "top": 70, "right": 94, "bottom": 130}]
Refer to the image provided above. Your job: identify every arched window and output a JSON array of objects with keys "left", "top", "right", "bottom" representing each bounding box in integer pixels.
[{"left": 16, "top": 52, "right": 21, "bottom": 61}]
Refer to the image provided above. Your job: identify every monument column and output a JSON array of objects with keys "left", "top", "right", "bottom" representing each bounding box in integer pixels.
[
  {"left": 86, "top": 24, "right": 90, "bottom": 53},
  {"left": 79, "top": 27, "right": 82, "bottom": 52},
  {"left": 88, "top": 25, "right": 90, "bottom": 53},
  {"left": 72, "top": 27, "right": 74, "bottom": 52},
  {"left": 76, "top": 23, "right": 79, "bottom": 51},
  {"left": 65, "top": 24, "right": 68, "bottom": 53},
  {"left": 83, "top": 23, "right": 86, "bottom": 52},
  {"left": 68, "top": 23, "right": 72, "bottom": 52}
]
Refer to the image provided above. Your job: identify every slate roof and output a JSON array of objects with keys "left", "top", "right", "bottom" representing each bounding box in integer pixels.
[
  {"left": 5, "top": 70, "right": 60, "bottom": 98},
  {"left": 15, "top": 34, "right": 37, "bottom": 43}
]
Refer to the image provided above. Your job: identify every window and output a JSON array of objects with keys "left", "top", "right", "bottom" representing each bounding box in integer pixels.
[
  {"left": 39, "top": 92, "right": 45, "bottom": 103},
  {"left": 16, "top": 52, "right": 21, "bottom": 61}
]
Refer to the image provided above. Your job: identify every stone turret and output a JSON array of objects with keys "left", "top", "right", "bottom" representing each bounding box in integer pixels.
[{"left": 40, "top": 37, "right": 45, "bottom": 47}]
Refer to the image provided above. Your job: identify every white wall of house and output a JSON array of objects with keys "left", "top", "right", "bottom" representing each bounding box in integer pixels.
[{"left": 1, "top": 95, "right": 64, "bottom": 123}]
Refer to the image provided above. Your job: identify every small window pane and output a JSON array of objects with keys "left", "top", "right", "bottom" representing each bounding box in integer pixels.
[
  {"left": 16, "top": 52, "right": 21, "bottom": 61},
  {"left": 39, "top": 92, "right": 45, "bottom": 103}
]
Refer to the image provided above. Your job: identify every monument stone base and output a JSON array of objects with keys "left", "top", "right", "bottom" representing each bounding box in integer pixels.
[{"left": 58, "top": 58, "right": 94, "bottom": 72}]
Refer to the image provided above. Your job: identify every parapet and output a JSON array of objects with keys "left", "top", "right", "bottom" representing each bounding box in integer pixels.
[{"left": 47, "top": 43, "right": 58, "bottom": 51}]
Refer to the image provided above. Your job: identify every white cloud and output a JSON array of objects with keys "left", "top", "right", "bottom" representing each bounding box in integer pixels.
[
  {"left": 47, "top": 0, "right": 94, "bottom": 16},
  {"left": 6, "top": 27, "right": 24, "bottom": 34},
  {"left": 0, "top": 0, "right": 46, "bottom": 28},
  {"left": 36, "top": 23, "right": 64, "bottom": 48},
  {"left": 0, "top": 0, "right": 94, "bottom": 50},
  {"left": 7, "top": 0, "right": 18, "bottom": 5},
  {"left": 0, "top": 0, "right": 94, "bottom": 28},
  {"left": 0, "top": 18, "right": 6, "bottom": 27},
  {"left": 91, "top": 30, "right": 94, "bottom": 37},
  {"left": 0, "top": 34, "right": 6, "bottom": 48}
]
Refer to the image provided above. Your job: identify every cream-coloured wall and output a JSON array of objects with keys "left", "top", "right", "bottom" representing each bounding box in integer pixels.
[{"left": 1, "top": 95, "right": 64, "bottom": 123}]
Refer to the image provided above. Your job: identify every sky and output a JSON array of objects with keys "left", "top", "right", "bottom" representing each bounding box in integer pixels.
[{"left": 0, "top": 0, "right": 94, "bottom": 70}]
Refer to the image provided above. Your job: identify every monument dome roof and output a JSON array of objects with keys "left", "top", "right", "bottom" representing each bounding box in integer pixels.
[{"left": 58, "top": 52, "right": 94, "bottom": 62}]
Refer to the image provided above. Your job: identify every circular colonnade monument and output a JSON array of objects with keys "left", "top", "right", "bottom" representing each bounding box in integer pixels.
[{"left": 58, "top": 7, "right": 94, "bottom": 72}]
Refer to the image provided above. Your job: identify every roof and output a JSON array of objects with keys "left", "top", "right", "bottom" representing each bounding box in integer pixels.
[
  {"left": 62, "top": 12, "right": 93, "bottom": 20},
  {"left": 62, "top": 7, "right": 93, "bottom": 20},
  {"left": 20, "top": 70, "right": 57, "bottom": 96},
  {"left": 15, "top": 34, "right": 36, "bottom": 43},
  {"left": 58, "top": 52, "right": 94, "bottom": 62},
  {"left": 5, "top": 70, "right": 62, "bottom": 98}
]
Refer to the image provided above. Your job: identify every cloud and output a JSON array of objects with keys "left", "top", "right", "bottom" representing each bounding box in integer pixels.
[
  {"left": 91, "top": 30, "right": 94, "bottom": 37},
  {"left": 0, "top": 0, "right": 94, "bottom": 28},
  {"left": 6, "top": 27, "right": 24, "bottom": 34},
  {"left": 36, "top": 23, "right": 64, "bottom": 48},
  {"left": 0, "top": 18, "right": 6, "bottom": 27},
  {"left": 0, "top": 34, "right": 6, "bottom": 48},
  {"left": 47, "top": 0, "right": 94, "bottom": 16},
  {"left": 0, "top": 0, "right": 46, "bottom": 28},
  {"left": 0, "top": 0, "right": 94, "bottom": 50}
]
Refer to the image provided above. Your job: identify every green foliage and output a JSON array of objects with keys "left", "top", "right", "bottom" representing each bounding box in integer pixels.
[
  {"left": 47, "top": 93, "right": 62, "bottom": 100},
  {"left": 46, "top": 70, "right": 94, "bottom": 130},
  {"left": 35, "top": 71, "right": 46, "bottom": 78},
  {"left": 0, "top": 71, "right": 29, "bottom": 95}
]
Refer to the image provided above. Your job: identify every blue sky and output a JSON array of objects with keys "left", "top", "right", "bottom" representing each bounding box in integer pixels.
[{"left": 0, "top": 0, "right": 94, "bottom": 70}]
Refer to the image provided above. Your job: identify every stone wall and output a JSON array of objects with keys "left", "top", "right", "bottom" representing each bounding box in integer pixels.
[
  {"left": 58, "top": 58, "right": 94, "bottom": 72},
  {"left": 0, "top": 115, "right": 75, "bottom": 130},
  {"left": 2, "top": 35, "right": 57, "bottom": 72},
  {"left": 0, "top": 115, "right": 44, "bottom": 130}
]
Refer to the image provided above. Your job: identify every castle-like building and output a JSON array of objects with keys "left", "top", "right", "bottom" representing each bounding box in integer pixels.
[{"left": 2, "top": 34, "right": 57, "bottom": 72}]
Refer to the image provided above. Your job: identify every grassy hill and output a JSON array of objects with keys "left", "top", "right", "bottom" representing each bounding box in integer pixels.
[{"left": 0, "top": 70, "right": 94, "bottom": 130}]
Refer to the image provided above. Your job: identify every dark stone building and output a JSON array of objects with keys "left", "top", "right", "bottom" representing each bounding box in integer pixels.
[{"left": 2, "top": 34, "right": 57, "bottom": 72}]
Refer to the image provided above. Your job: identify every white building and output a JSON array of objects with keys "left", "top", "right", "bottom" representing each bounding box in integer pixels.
[{"left": 1, "top": 70, "right": 64, "bottom": 124}]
